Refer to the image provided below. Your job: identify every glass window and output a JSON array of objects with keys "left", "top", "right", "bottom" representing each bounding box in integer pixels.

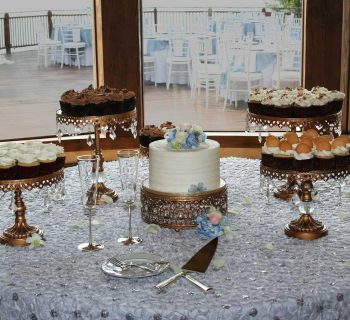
[
  {"left": 142, "top": 0, "right": 302, "bottom": 131},
  {"left": 0, "top": 2, "right": 94, "bottom": 141}
]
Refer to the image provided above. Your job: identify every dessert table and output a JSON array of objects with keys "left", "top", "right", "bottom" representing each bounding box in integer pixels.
[{"left": 1, "top": 157, "right": 350, "bottom": 319}]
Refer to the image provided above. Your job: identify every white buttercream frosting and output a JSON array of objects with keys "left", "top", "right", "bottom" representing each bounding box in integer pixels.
[
  {"left": 56, "top": 146, "right": 65, "bottom": 155},
  {"left": 274, "top": 149, "right": 294, "bottom": 156},
  {"left": 0, "top": 149, "right": 7, "bottom": 157},
  {"left": 294, "top": 151, "right": 314, "bottom": 160},
  {"left": 0, "top": 156, "right": 15, "bottom": 167},
  {"left": 314, "top": 150, "right": 334, "bottom": 158},
  {"left": 332, "top": 146, "right": 349, "bottom": 156},
  {"left": 262, "top": 144, "right": 280, "bottom": 155},
  {"left": 37, "top": 151, "right": 57, "bottom": 162},
  {"left": 7, "top": 149, "right": 21, "bottom": 160},
  {"left": 149, "top": 139, "right": 220, "bottom": 193},
  {"left": 17, "top": 154, "right": 38, "bottom": 164}
]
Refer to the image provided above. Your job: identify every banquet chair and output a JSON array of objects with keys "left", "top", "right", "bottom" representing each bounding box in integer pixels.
[
  {"left": 272, "top": 44, "right": 301, "bottom": 89},
  {"left": 223, "top": 39, "right": 262, "bottom": 110},
  {"left": 143, "top": 55, "right": 157, "bottom": 86},
  {"left": 60, "top": 27, "right": 86, "bottom": 69},
  {"left": 191, "top": 36, "right": 222, "bottom": 108},
  {"left": 166, "top": 37, "right": 191, "bottom": 90},
  {"left": 37, "top": 31, "right": 61, "bottom": 67}
]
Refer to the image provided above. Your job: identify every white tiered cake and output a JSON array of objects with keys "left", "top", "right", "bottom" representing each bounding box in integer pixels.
[{"left": 148, "top": 124, "right": 220, "bottom": 193}]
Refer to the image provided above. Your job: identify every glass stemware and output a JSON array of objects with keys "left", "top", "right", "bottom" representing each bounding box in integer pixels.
[
  {"left": 77, "top": 155, "right": 104, "bottom": 251},
  {"left": 117, "top": 149, "right": 142, "bottom": 245}
]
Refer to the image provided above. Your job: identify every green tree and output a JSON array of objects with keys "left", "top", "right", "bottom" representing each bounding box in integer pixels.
[{"left": 267, "top": 0, "right": 302, "bottom": 17}]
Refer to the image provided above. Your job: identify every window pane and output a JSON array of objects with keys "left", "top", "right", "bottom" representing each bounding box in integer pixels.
[
  {"left": 0, "top": 2, "right": 94, "bottom": 140},
  {"left": 142, "top": 1, "right": 302, "bottom": 131}
]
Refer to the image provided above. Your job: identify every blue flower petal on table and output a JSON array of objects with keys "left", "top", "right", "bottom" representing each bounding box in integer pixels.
[
  {"left": 242, "top": 198, "right": 253, "bottom": 206},
  {"left": 212, "top": 257, "right": 226, "bottom": 269},
  {"left": 261, "top": 242, "right": 274, "bottom": 250},
  {"left": 338, "top": 212, "right": 350, "bottom": 220},
  {"left": 145, "top": 224, "right": 161, "bottom": 234},
  {"left": 227, "top": 209, "right": 240, "bottom": 216},
  {"left": 26, "top": 234, "right": 45, "bottom": 249},
  {"left": 91, "top": 219, "right": 102, "bottom": 226},
  {"left": 223, "top": 226, "right": 233, "bottom": 239},
  {"left": 71, "top": 222, "right": 85, "bottom": 229}
]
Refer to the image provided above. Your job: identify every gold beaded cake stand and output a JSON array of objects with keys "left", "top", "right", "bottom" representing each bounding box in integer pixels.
[
  {"left": 260, "top": 164, "right": 350, "bottom": 240},
  {"left": 56, "top": 109, "right": 137, "bottom": 205},
  {"left": 0, "top": 169, "right": 64, "bottom": 246},
  {"left": 141, "top": 178, "right": 227, "bottom": 231},
  {"left": 247, "top": 111, "right": 342, "bottom": 200},
  {"left": 247, "top": 111, "right": 342, "bottom": 135}
]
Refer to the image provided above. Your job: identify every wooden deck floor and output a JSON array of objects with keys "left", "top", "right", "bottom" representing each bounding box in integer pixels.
[{"left": 0, "top": 50, "right": 247, "bottom": 141}]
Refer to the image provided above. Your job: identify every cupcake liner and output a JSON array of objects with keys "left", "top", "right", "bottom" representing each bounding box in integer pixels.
[
  {"left": 124, "top": 97, "right": 136, "bottom": 112},
  {"left": 59, "top": 101, "right": 71, "bottom": 115},
  {"left": 335, "top": 154, "right": 350, "bottom": 168},
  {"left": 314, "top": 156, "right": 335, "bottom": 170},
  {"left": 91, "top": 102, "right": 109, "bottom": 116},
  {"left": 330, "top": 100, "right": 343, "bottom": 114},
  {"left": 293, "top": 158, "right": 314, "bottom": 171},
  {"left": 0, "top": 166, "right": 17, "bottom": 180},
  {"left": 294, "top": 106, "right": 312, "bottom": 118},
  {"left": 55, "top": 156, "right": 66, "bottom": 171},
  {"left": 273, "top": 156, "right": 294, "bottom": 170},
  {"left": 261, "top": 153, "right": 275, "bottom": 167},
  {"left": 17, "top": 164, "right": 40, "bottom": 179},
  {"left": 247, "top": 102, "right": 263, "bottom": 115},
  {"left": 70, "top": 104, "right": 89, "bottom": 117},
  {"left": 139, "top": 135, "right": 151, "bottom": 148},
  {"left": 39, "top": 161, "right": 56, "bottom": 175}
]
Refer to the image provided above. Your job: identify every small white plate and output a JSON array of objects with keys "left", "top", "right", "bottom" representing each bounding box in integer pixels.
[{"left": 101, "top": 253, "right": 169, "bottom": 279}]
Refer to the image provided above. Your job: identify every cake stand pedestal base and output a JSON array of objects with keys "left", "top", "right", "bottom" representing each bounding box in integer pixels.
[
  {"left": 96, "top": 182, "right": 118, "bottom": 205},
  {"left": 0, "top": 225, "right": 43, "bottom": 247},
  {"left": 284, "top": 213, "right": 328, "bottom": 240},
  {"left": 141, "top": 178, "right": 227, "bottom": 231}
]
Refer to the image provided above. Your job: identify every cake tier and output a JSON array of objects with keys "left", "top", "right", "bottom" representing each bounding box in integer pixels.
[{"left": 149, "top": 139, "right": 220, "bottom": 193}]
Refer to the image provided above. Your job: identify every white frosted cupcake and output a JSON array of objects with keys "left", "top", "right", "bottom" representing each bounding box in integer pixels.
[
  {"left": 17, "top": 154, "right": 40, "bottom": 179},
  {"left": 37, "top": 151, "right": 57, "bottom": 175},
  {"left": 331, "top": 140, "right": 350, "bottom": 167},
  {"left": 0, "top": 156, "right": 17, "bottom": 180}
]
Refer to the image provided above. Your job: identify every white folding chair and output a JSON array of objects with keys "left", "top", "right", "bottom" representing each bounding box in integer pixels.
[
  {"left": 272, "top": 44, "right": 301, "bottom": 89},
  {"left": 143, "top": 55, "right": 157, "bottom": 86},
  {"left": 60, "top": 27, "right": 86, "bottom": 69},
  {"left": 37, "top": 31, "right": 61, "bottom": 67},
  {"left": 223, "top": 39, "right": 262, "bottom": 110},
  {"left": 191, "top": 36, "right": 222, "bottom": 108},
  {"left": 166, "top": 36, "right": 191, "bottom": 90}
]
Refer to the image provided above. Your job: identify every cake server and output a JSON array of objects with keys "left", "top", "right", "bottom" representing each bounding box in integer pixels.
[{"left": 155, "top": 237, "right": 218, "bottom": 291}]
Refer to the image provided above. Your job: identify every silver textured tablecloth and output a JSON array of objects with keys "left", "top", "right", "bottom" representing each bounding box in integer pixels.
[{"left": 1, "top": 157, "right": 350, "bottom": 320}]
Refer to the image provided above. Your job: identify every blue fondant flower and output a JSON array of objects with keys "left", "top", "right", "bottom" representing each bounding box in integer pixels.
[
  {"left": 188, "top": 182, "right": 207, "bottom": 193},
  {"left": 166, "top": 124, "right": 206, "bottom": 150},
  {"left": 195, "top": 207, "right": 228, "bottom": 239}
]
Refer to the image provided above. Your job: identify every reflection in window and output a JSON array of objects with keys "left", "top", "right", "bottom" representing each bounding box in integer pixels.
[
  {"left": 142, "top": 1, "right": 302, "bottom": 131},
  {"left": 0, "top": 3, "right": 93, "bottom": 140}
]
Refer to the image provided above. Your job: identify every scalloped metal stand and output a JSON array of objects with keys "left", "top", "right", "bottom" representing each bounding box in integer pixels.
[
  {"left": 0, "top": 169, "right": 64, "bottom": 246},
  {"left": 260, "top": 165, "right": 350, "bottom": 240},
  {"left": 248, "top": 111, "right": 343, "bottom": 200},
  {"left": 56, "top": 110, "right": 138, "bottom": 205}
]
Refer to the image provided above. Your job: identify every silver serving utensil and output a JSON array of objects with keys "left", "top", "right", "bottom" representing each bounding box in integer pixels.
[
  {"left": 108, "top": 257, "right": 156, "bottom": 272},
  {"left": 155, "top": 237, "right": 218, "bottom": 291}
]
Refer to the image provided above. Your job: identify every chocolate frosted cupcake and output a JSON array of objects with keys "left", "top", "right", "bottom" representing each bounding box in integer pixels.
[
  {"left": 122, "top": 89, "right": 136, "bottom": 112},
  {"left": 273, "top": 141, "right": 294, "bottom": 170},
  {"left": 160, "top": 121, "right": 176, "bottom": 132},
  {"left": 90, "top": 91, "right": 110, "bottom": 116},
  {"left": 0, "top": 156, "right": 17, "bottom": 180},
  {"left": 37, "top": 150, "right": 57, "bottom": 175},
  {"left": 294, "top": 143, "right": 314, "bottom": 171},
  {"left": 332, "top": 139, "right": 350, "bottom": 167},
  {"left": 54, "top": 145, "right": 66, "bottom": 170},
  {"left": 140, "top": 125, "right": 155, "bottom": 147},
  {"left": 17, "top": 154, "right": 40, "bottom": 179},
  {"left": 248, "top": 88, "right": 271, "bottom": 115},
  {"left": 261, "top": 135, "right": 280, "bottom": 167},
  {"left": 314, "top": 141, "right": 335, "bottom": 170}
]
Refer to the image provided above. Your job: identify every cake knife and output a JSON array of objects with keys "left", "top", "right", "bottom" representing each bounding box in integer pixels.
[{"left": 155, "top": 237, "right": 218, "bottom": 291}]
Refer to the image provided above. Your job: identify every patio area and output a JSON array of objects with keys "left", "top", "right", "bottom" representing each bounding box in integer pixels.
[{"left": 0, "top": 50, "right": 248, "bottom": 140}]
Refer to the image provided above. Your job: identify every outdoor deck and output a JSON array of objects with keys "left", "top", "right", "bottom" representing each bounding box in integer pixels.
[{"left": 0, "top": 50, "right": 247, "bottom": 141}]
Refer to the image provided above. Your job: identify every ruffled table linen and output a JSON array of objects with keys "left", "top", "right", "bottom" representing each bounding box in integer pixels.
[{"left": 0, "top": 157, "right": 350, "bottom": 319}]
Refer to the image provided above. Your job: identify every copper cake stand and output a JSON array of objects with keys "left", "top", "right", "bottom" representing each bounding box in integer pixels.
[
  {"left": 247, "top": 111, "right": 342, "bottom": 135},
  {"left": 247, "top": 111, "right": 343, "bottom": 200},
  {"left": 141, "top": 178, "right": 227, "bottom": 231},
  {"left": 0, "top": 169, "right": 64, "bottom": 246},
  {"left": 260, "top": 164, "right": 350, "bottom": 240},
  {"left": 56, "top": 109, "right": 137, "bottom": 205}
]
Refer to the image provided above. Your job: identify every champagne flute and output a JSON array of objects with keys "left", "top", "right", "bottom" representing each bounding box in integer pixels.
[
  {"left": 117, "top": 149, "right": 142, "bottom": 245},
  {"left": 77, "top": 155, "right": 104, "bottom": 251}
]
